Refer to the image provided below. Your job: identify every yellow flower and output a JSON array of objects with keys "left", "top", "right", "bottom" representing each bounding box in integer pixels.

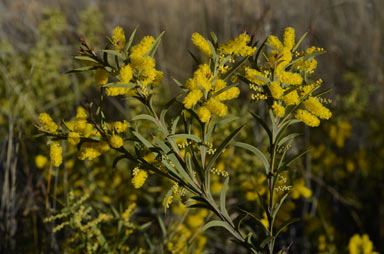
[
  {"left": 50, "top": 142, "right": 62, "bottom": 167},
  {"left": 109, "top": 135, "right": 123, "bottom": 148},
  {"left": 110, "top": 120, "right": 129, "bottom": 133},
  {"left": 111, "top": 26, "right": 126, "bottom": 51},
  {"left": 295, "top": 109, "right": 320, "bottom": 127},
  {"left": 283, "top": 27, "right": 295, "bottom": 50},
  {"left": 291, "top": 178, "right": 312, "bottom": 199},
  {"left": 206, "top": 98, "right": 228, "bottom": 117},
  {"left": 68, "top": 132, "right": 81, "bottom": 145},
  {"left": 191, "top": 32, "right": 212, "bottom": 57},
  {"left": 283, "top": 90, "right": 300, "bottom": 106},
  {"left": 39, "top": 113, "right": 58, "bottom": 134},
  {"left": 348, "top": 234, "right": 378, "bottom": 254},
  {"left": 186, "top": 64, "right": 212, "bottom": 91},
  {"left": 130, "top": 36, "right": 155, "bottom": 57},
  {"left": 267, "top": 35, "right": 283, "bottom": 50},
  {"left": 272, "top": 101, "right": 285, "bottom": 117},
  {"left": 197, "top": 106, "right": 211, "bottom": 123},
  {"left": 215, "top": 87, "right": 240, "bottom": 101},
  {"left": 77, "top": 141, "right": 110, "bottom": 160},
  {"left": 95, "top": 69, "right": 108, "bottom": 86},
  {"left": 269, "top": 81, "right": 284, "bottom": 99},
  {"left": 35, "top": 155, "right": 48, "bottom": 169},
  {"left": 183, "top": 89, "right": 203, "bottom": 109},
  {"left": 76, "top": 106, "right": 88, "bottom": 120},
  {"left": 279, "top": 71, "right": 303, "bottom": 85},
  {"left": 218, "top": 33, "right": 256, "bottom": 56},
  {"left": 131, "top": 168, "right": 148, "bottom": 189},
  {"left": 120, "top": 64, "right": 133, "bottom": 83},
  {"left": 303, "top": 97, "right": 332, "bottom": 120}
]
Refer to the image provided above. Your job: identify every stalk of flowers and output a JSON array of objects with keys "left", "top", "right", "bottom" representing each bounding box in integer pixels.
[
  {"left": 245, "top": 27, "right": 331, "bottom": 127},
  {"left": 184, "top": 32, "right": 256, "bottom": 123}
]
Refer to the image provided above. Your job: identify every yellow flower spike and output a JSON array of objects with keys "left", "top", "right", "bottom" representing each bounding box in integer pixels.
[
  {"left": 348, "top": 234, "right": 378, "bottom": 254},
  {"left": 95, "top": 69, "right": 108, "bottom": 86},
  {"left": 68, "top": 132, "right": 81, "bottom": 145},
  {"left": 119, "top": 64, "right": 133, "bottom": 83},
  {"left": 303, "top": 97, "right": 332, "bottom": 120},
  {"left": 215, "top": 87, "right": 240, "bottom": 101},
  {"left": 283, "top": 27, "right": 295, "bottom": 51},
  {"left": 111, "top": 26, "right": 126, "bottom": 51},
  {"left": 283, "top": 90, "right": 300, "bottom": 106},
  {"left": 130, "top": 36, "right": 155, "bottom": 57},
  {"left": 279, "top": 71, "right": 303, "bottom": 85},
  {"left": 269, "top": 81, "right": 284, "bottom": 99},
  {"left": 110, "top": 120, "right": 129, "bottom": 134},
  {"left": 130, "top": 55, "right": 155, "bottom": 70},
  {"left": 206, "top": 98, "right": 228, "bottom": 117},
  {"left": 183, "top": 89, "right": 203, "bottom": 109},
  {"left": 272, "top": 101, "right": 285, "bottom": 118},
  {"left": 218, "top": 33, "right": 256, "bottom": 56},
  {"left": 131, "top": 168, "right": 148, "bottom": 189},
  {"left": 50, "top": 141, "right": 62, "bottom": 167},
  {"left": 109, "top": 135, "right": 123, "bottom": 148},
  {"left": 35, "top": 155, "right": 48, "bottom": 169},
  {"left": 213, "top": 79, "right": 227, "bottom": 92},
  {"left": 191, "top": 32, "right": 212, "bottom": 57},
  {"left": 295, "top": 109, "right": 320, "bottom": 127},
  {"left": 267, "top": 35, "right": 283, "bottom": 50},
  {"left": 291, "top": 179, "right": 312, "bottom": 199},
  {"left": 197, "top": 106, "right": 211, "bottom": 123},
  {"left": 245, "top": 68, "right": 268, "bottom": 86},
  {"left": 76, "top": 106, "right": 88, "bottom": 120},
  {"left": 39, "top": 113, "right": 58, "bottom": 134}
]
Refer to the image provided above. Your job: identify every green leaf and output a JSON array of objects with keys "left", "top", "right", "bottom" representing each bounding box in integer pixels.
[
  {"left": 73, "top": 56, "right": 99, "bottom": 64},
  {"left": 292, "top": 32, "right": 308, "bottom": 52},
  {"left": 157, "top": 216, "right": 167, "bottom": 237},
  {"left": 147, "top": 31, "right": 165, "bottom": 58},
  {"left": 132, "top": 131, "right": 154, "bottom": 149},
  {"left": 172, "top": 78, "right": 184, "bottom": 88},
  {"left": 238, "top": 208, "right": 269, "bottom": 234},
  {"left": 233, "top": 142, "right": 270, "bottom": 174},
  {"left": 163, "top": 189, "right": 173, "bottom": 214},
  {"left": 112, "top": 155, "right": 126, "bottom": 169},
  {"left": 153, "top": 137, "right": 198, "bottom": 192},
  {"left": 271, "top": 193, "right": 289, "bottom": 226},
  {"left": 260, "top": 236, "right": 274, "bottom": 248},
  {"left": 202, "top": 220, "right": 235, "bottom": 235},
  {"left": 124, "top": 27, "right": 137, "bottom": 56},
  {"left": 171, "top": 116, "right": 180, "bottom": 134},
  {"left": 250, "top": 112, "right": 272, "bottom": 146},
  {"left": 102, "top": 49, "right": 124, "bottom": 59},
  {"left": 284, "top": 149, "right": 309, "bottom": 167},
  {"left": 275, "top": 218, "right": 299, "bottom": 238},
  {"left": 207, "top": 40, "right": 218, "bottom": 62},
  {"left": 210, "top": 32, "right": 218, "bottom": 45},
  {"left": 188, "top": 49, "right": 201, "bottom": 65},
  {"left": 220, "top": 177, "right": 234, "bottom": 227},
  {"left": 277, "top": 133, "right": 301, "bottom": 147},
  {"left": 131, "top": 114, "right": 159, "bottom": 126},
  {"left": 103, "top": 83, "right": 136, "bottom": 88},
  {"left": 275, "top": 119, "right": 300, "bottom": 143},
  {"left": 168, "top": 134, "right": 201, "bottom": 143},
  {"left": 65, "top": 65, "right": 100, "bottom": 73},
  {"left": 206, "top": 116, "right": 239, "bottom": 141}
]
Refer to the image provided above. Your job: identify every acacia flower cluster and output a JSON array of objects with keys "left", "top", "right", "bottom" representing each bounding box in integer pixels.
[
  {"left": 245, "top": 27, "right": 331, "bottom": 127},
  {"left": 183, "top": 32, "right": 256, "bottom": 123}
]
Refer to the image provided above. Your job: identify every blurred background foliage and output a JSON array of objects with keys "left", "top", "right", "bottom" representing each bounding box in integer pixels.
[{"left": 0, "top": 0, "right": 383, "bottom": 253}]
